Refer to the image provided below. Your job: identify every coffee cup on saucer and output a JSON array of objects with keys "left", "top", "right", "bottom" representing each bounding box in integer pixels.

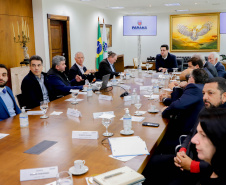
[
  {"left": 74, "top": 160, "right": 85, "bottom": 173},
  {"left": 148, "top": 104, "right": 156, "bottom": 112}
]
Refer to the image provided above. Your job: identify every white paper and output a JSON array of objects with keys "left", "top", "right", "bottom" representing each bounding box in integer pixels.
[
  {"left": 93, "top": 111, "right": 114, "bottom": 119},
  {"left": 143, "top": 95, "right": 159, "bottom": 99},
  {"left": 67, "top": 108, "right": 82, "bottom": 117},
  {"left": 70, "top": 89, "right": 79, "bottom": 93},
  {"left": 0, "top": 133, "right": 9, "bottom": 139},
  {"left": 109, "top": 155, "right": 136, "bottom": 162},
  {"left": 108, "top": 136, "right": 149, "bottom": 157},
  {"left": 27, "top": 111, "right": 44, "bottom": 115},
  {"left": 163, "top": 88, "right": 173, "bottom": 92},
  {"left": 20, "top": 166, "right": 58, "bottom": 181},
  {"left": 98, "top": 95, "right": 112, "bottom": 101},
  {"left": 86, "top": 177, "right": 98, "bottom": 185},
  {"left": 99, "top": 113, "right": 115, "bottom": 119},
  {"left": 140, "top": 86, "right": 152, "bottom": 91},
  {"left": 72, "top": 131, "right": 99, "bottom": 139},
  {"left": 50, "top": 111, "right": 63, "bottom": 115},
  {"left": 79, "top": 92, "right": 87, "bottom": 95},
  {"left": 134, "top": 78, "right": 144, "bottom": 83},
  {"left": 120, "top": 116, "right": 145, "bottom": 122},
  {"left": 134, "top": 111, "right": 147, "bottom": 115},
  {"left": 65, "top": 98, "right": 83, "bottom": 102},
  {"left": 46, "top": 181, "right": 56, "bottom": 185},
  {"left": 124, "top": 96, "right": 131, "bottom": 101}
]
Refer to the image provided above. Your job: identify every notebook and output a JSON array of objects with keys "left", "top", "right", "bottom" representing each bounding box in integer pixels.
[{"left": 93, "top": 166, "right": 145, "bottom": 185}]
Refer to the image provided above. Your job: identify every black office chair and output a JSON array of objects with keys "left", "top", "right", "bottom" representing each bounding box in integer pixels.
[
  {"left": 16, "top": 94, "right": 25, "bottom": 109},
  {"left": 176, "top": 58, "right": 184, "bottom": 71}
]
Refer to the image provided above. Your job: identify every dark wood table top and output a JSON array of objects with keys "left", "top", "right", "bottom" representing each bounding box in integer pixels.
[{"left": 0, "top": 72, "right": 168, "bottom": 185}]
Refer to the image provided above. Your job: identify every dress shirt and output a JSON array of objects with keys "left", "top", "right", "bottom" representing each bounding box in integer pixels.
[
  {"left": 0, "top": 88, "right": 16, "bottom": 117},
  {"left": 75, "top": 62, "right": 85, "bottom": 74},
  {"left": 35, "top": 74, "right": 50, "bottom": 102},
  {"left": 108, "top": 60, "right": 115, "bottom": 72}
]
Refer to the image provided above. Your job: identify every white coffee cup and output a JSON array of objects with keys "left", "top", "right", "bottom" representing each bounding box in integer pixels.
[
  {"left": 149, "top": 104, "right": 156, "bottom": 112},
  {"left": 74, "top": 160, "right": 85, "bottom": 172}
]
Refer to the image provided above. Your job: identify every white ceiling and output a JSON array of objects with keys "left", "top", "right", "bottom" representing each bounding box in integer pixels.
[{"left": 65, "top": 0, "right": 226, "bottom": 15}]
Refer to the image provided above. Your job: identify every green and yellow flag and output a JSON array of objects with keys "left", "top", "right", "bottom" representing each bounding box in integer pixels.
[{"left": 96, "top": 21, "right": 103, "bottom": 70}]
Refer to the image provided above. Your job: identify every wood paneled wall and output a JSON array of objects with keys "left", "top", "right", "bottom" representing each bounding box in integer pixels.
[{"left": 0, "top": 0, "right": 35, "bottom": 70}]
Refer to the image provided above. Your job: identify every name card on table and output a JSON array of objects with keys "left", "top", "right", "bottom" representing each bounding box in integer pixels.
[
  {"left": 0, "top": 133, "right": 9, "bottom": 139},
  {"left": 140, "top": 86, "right": 152, "bottom": 91},
  {"left": 70, "top": 89, "right": 79, "bottom": 93},
  {"left": 72, "top": 131, "right": 99, "bottom": 139},
  {"left": 20, "top": 166, "right": 58, "bottom": 181},
  {"left": 67, "top": 108, "right": 82, "bottom": 117},
  {"left": 93, "top": 111, "right": 114, "bottom": 119},
  {"left": 124, "top": 96, "right": 131, "bottom": 101},
  {"left": 98, "top": 95, "right": 112, "bottom": 101}
]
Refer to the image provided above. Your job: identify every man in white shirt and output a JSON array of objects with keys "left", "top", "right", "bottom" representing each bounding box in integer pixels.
[
  {"left": 208, "top": 52, "right": 226, "bottom": 77},
  {"left": 0, "top": 64, "right": 21, "bottom": 121}
]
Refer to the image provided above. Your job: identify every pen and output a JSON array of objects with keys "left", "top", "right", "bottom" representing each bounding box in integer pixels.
[{"left": 104, "top": 172, "right": 124, "bottom": 179}]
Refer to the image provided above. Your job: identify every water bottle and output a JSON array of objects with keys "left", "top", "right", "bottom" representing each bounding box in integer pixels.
[
  {"left": 131, "top": 88, "right": 137, "bottom": 105},
  {"left": 87, "top": 83, "right": 93, "bottom": 97},
  {"left": 112, "top": 75, "right": 117, "bottom": 86},
  {"left": 153, "top": 81, "right": 159, "bottom": 93},
  {"left": 19, "top": 107, "right": 29, "bottom": 127},
  {"left": 123, "top": 108, "right": 133, "bottom": 134}
]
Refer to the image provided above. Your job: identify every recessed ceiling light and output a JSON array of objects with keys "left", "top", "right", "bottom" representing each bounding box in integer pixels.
[
  {"left": 109, "top": 6, "right": 124, "bottom": 9},
  {"left": 164, "top": 3, "right": 180, "bottom": 6},
  {"left": 175, "top": 9, "right": 189, "bottom": 12},
  {"left": 149, "top": 4, "right": 152, "bottom": 7},
  {"left": 195, "top": 2, "right": 198, "bottom": 5}
]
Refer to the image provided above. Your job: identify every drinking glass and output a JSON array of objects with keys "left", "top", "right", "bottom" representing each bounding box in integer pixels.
[
  {"left": 120, "top": 73, "right": 124, "bottom": 83},
  {"left": 146, "top": 63, "right": 150, "bottom": 72},
  {"left": 40, "top": 101, "right": 48, "bottom": 119},
  {"left": 95, "top": 81, "right": 103, "bottom": 94},
  {"left": 134, "top": 98, "right": 142, "bottom": 116},
  {"left": 147, "top": 86, "right": 153, "bottom": 100},
  {"left": 102, "top": 118, "right": 113, "bottom": 136},
  {"left": 56, "top": 171, "right": 73, "bottom": 185},
  {"left": 71, "top": 91, "right": 78, "bottom": 104}
]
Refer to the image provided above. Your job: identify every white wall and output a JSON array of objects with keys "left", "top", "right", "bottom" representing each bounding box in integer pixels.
[{"left": 33, "top": 0, "right": 226, "bottom": 71}]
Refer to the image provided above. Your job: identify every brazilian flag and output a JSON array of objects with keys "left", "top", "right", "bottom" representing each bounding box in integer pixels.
[{"left": 96, "top": 22, "right": 103, "bottom": 70}]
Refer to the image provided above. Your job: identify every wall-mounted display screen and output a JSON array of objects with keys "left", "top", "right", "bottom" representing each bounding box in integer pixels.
[
  {"left": 123, "top": 16, "right": 157, "bottom": 36},
  {"left": 220, "top": 12, "right": 226, "bottom": 34}
]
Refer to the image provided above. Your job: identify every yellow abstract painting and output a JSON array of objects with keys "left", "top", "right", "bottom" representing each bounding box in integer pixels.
[{"left": 170, "top": 13, "right": 220, "bottom": 52}]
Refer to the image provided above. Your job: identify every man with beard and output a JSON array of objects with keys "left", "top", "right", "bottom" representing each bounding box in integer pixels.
[{"left": 0, "top": 64, "right": 21, "bottom": 121}]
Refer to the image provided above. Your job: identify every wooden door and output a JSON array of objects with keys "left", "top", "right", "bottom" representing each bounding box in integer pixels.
[{"left": 47, "top": 14, "right": 71, "bottom": 74}]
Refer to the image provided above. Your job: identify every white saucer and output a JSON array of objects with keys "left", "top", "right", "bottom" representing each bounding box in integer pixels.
[
  {"left": 69, "top": 166, "right": 89, "bottom": 175},
  {"left": 134, "top": 112, "right": 143, "bottom": 116},
  {"left": 120, "top": 130, "right": 134, "bottom": 135},
  {"left": 82, "top": 90, "right": 87, "bottom": 92},
  {"left": 148, "top": 109, "right": 159, "bottom": 113}
]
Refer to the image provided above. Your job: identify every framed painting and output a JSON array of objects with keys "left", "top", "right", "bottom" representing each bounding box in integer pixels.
[
  {"left": 170, "top": 13, "right": 220, "bottom": 52},
  {"left": 100, "top": 24, "right": 112, "bottom": 47}
]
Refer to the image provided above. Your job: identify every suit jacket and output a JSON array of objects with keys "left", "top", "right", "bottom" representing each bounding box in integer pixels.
[
  {"left": 21, "top": 71, "right": 54, "bottom": 109},
  {"left": 47, "top": 68, "right": 83, "bottom": 98},
  {"left": 215, "top": 62, "right": 226, "bottom": 77},
  {"left": 155, "top": 53, "right": 178, "bottom": 72},
  {"left": 68, "top": 63, "right": 94, "bottom": 84},
  {"left": 162, "top": 83, "right": 204, "bottom": 141},
  {"left": 204, "top": 67, "right": 214, "bottom": 79},
  {"left": 204, "top": 61, "right": 218, "bottom": 77},
  {"left": 98, "top": 59, "right": 120, "bottom": 79},
  {"left": 0, "top": 86, "right": 21, "bottom": 121}
]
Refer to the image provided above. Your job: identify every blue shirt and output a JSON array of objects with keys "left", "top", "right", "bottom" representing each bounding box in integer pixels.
[
  {"left": 107, "top": 59, "right": 115, "bottom": 72},
  {"left": 35, "top": 74, "right": 50, "bottom": 102},
  {"left": 0, "top": 88, "right": 16, "bottom": 117}
]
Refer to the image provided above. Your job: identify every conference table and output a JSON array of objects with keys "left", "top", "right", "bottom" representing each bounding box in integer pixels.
[{"left": 0, "top": 71, "right": 168, "bottom": 185}]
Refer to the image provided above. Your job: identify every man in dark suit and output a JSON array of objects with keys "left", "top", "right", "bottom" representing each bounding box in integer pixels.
[
  {"left": 193, "top": 53, "right": 218, "bottom": 77},
  {"left": 98, "top": 51, "right": 120, "bottom": 79},
  {"left": 159, "top": 68, "right": 208, "bottom": 154},
  {"left": 47, "top": 55, "right": 86, "bottom": 98},
  {"left": 208, "top": 52, "right": 226, "bottom": 77},
  {"left": 156, "top": 44, "right": 178, "bottom": 72},
  {"left": 21, "top": 55, "right": 54, "bottom": 109},
  {"left": 0, "top": 64, "right": 21, "bottom": 121},
  {"left": 68, "top": 52, "right": 95, "bottom": 84}
]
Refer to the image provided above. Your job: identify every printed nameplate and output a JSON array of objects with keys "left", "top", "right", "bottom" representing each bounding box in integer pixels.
[
  {"left": 20, "top": 166, "right": 58, "bottom": 181},
  {"left": 72, "top": 131, "right": 99, "bottom": 139},
  {"left": 67, "top": 108, "right": 82, "bottom": 117},
  {"left": 124, "top": 96, "right": 132, "bottom": 101},
  {"left": 98, "top": 95, "right": 112, "bottom": 101},
  {"left": 93, "top": 111, "right": 114, "bottom": 119}
]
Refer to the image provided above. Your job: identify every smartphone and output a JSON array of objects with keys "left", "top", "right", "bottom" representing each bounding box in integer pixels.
[{"left": 142, "top": 122, "right": 159, "bottom": 127}]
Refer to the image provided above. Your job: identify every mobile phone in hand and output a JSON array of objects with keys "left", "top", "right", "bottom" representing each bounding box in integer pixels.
[{"left": 142, "top": 122, "right": 159, "bottom": 127}]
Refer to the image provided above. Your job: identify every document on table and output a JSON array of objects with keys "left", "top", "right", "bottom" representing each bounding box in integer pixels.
[
  {"left": 27, "top": 111, "right": 44, "bottom": 115},
  {"left": 120, "top": 116, "right": 145, "bottom": 122},
  {"left": 65, "top": 98, "right": 83, "bottom": 102},
  {"left": 108, "top": 136, "right": 149, "bottom": 157},
  {"left": 93, "top": 111, "right": 114, "bottom": 119}
]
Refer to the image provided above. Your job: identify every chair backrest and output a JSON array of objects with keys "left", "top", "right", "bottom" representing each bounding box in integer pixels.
[{"left": 16, "top": 94, "right": 25, "bottom": 109}]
